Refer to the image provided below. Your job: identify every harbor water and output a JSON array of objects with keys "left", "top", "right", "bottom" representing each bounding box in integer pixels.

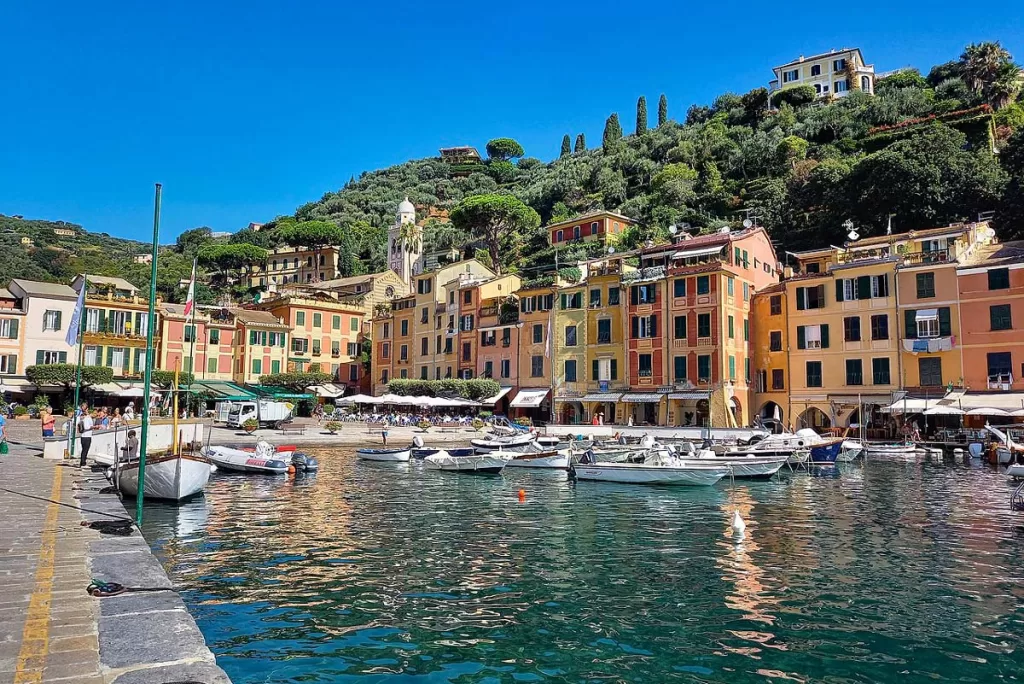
[{"left": 141, "top": 450, "right": 1024, "bottom": 683}]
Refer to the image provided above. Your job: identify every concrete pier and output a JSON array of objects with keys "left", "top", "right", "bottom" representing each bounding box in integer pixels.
[{"left": 0, "top": 451, "right": 229, "bottom": 683}]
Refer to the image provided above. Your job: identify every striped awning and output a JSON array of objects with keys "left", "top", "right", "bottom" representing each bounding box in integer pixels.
[
  {"left": 580, "top": 392, "right": 624, "bottom": 402},
  {"left": 668, "top": 391, "right": 710, "bottom": 400},
  {"left": 620, "top": 392, "right": 667, "bottom": 403}
]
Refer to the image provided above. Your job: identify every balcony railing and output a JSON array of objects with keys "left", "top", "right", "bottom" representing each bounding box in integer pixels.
[
  {"left": 598, "top": 333, "right": 611, "bottom": 344},
  {"left": 697, "top": 336, "right": 713, "bottom": 347},
  {"left": 638, "top": 369, "right": 653, "bottom": 377},
  {"left": 988, "top": 373, "right": 1014, "bottom": 390},
  {"left": 902, "top": 248, "right": 954, "bottom": 266}
]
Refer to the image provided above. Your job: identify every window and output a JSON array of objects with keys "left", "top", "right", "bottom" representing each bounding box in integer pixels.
[
  {"left": 589, "top": 289, "right": 601, "bottom": 307},
  {"left": 419, "top": 366, "right": 429, "bottom": 380},
  {"left": 480, "top": 330, "right": 496, "bottom": 347},
  {"left": 743, "top": 283, "right": 749, "bottom": 302},
  {"left": 462, "top": 342, "right": 471, "bottom": 362},
  {"left": 312, "top": 340, "right": 322, "bottom": 356},
  {"left": 85, "top": 308, "right": 99, "bottom": 333},
  {"left": 632, "top": 315, "right": 656, "bottom": 339},
  {"left": 919, "top": 357, "right": 943, "bottom": 387},
  {"left": 811, "top": 64, "right": 821, "bottom": 76},
  {"left": 756, "top": 370, "right": 767, "bottom": 392},
  {"left": 564, "top": 360, "right": 577, "bottom": 383},
  {"left": 84, "top": 345, "right": 98, "bottom": 365},
  {"left": 573, "top": 225, "right": 580, "bottom": 239},
  {"left": 608, "top": 288, "right": 620, "bottom": 306},
  {"left": 502, "top": 328, "right": 511, "bottom": 347},
  {"left": 561, "top": 292, "right": 583, "bottom": 309},
  {"left": 598, "top": 319, "right": 612, "bottom": 343},
  {"left": 806, "top": 263, "right": 820, "bottom": 274},
  {"left": 806, "top": 361, "right": 823, "bottom": 388},
  {"left": 332, "top": 341, "right": 341, "bottom": 356},
  {"left": 844, "top": 316, "right": 861, "bottom": 342},
  {"left": 208, "top": 328, "right": 220, "bottom": 345},
  {"left": 296, "top": 311, "right": 305, "bottom": 326},
  {"left": 728, "top": 315, "right": 734, "bottom": 339},
  {"left": 565, "top": 325, "right": 577, "bottom": 346},
  {"left": 673, "top": 356, "right": 687, "bottom": 381},
  {"left": 743, "top": 320, "right": 749, "bottom": 342},
  {"left": 741, "top": 250, "right": 748, "bottom": 267},
  {"left": 444, "top": 338, "right": 452, "bottom": 354},
  {"left": 833, "top": 58, "right": 846, "bottom": 71},
  {"left": 916, "top": 272, "right": 935, "bottom": 299},
  {"left": 871, "top": 315, "right": 888, "bottom": 341},
  {"left": 988, "top": 352, "right": 1013, "bottom": 380},
  {"left": 252, "top": 359, "right": 262, "bottom": 375},
  {"left": 630, "top": 284, "right": 657, "bottom": 305},
  {"left": 769, "top": 331, "right": 782, "bottom": 352},
  {"left": 772, "top": 368, "right": 784, "bottom": 390},
  {"left": 381, "top": 369, "right": 389, "bottom": 384},
  {"left": 401, "top": 320, "right": 409, "bottom": 336},
  {"left": 728, "top": 355, "right": 736, "bottom": 381},
  {"left": 991, "top": 304, "right": 1012, "bottom": 331},
  {"left": 872, "top": 358, "right": 891, "bottom": 385},
  {"left": 463, "top": 290, "right": 472, "bottom": 305},
  {"left": 591, "top": 221, "right": 599, "bottom": 235},
  {"left": 420, "top": 307, "right": 428, "bottom": 324},
  {"left": 697, "top": 276, "right": 710, "bottom": 295},
  {"left": 835, "top": 79, "right": 850, "bottom": 93},
  {"left": 531, "top": 355, "right": 544, "bottom": 377},
  {"left": 421, "top": 338, "right": 428, "bottom": 355},
  {"left": 533, "top": 324, "right": 543, "bottom": 344},
  {"left": 770, "top": 295, "right": 782, "bottom": 316},
  {"left": 483, "top": 361, "right": 493, "bottom": 378},
  {"left": 460, "top": 315, "right": 474, "bottom": 331},
  {"left": 311, "top": 313, "right": 321, "bottom": 328},
  {"left": 417, "top": 278, "right": 432, "bottom": 295},
  {"left": 727, "top": 278, "right": 734, "bottom": 297},
  {"left": 638, "top": 354, "right": 653, "bottom": 377},
  {"left": 673, "top": 279, "right": 686, "bottom": 298},
  {"left": 382, "top": 322, "right": 391, "bottom": 339},
  {"left": 347, "top": 342, "right": 359, "bottom": 356},
  {"left": 916, "top": 311, "right": 940, "bottom": 338},
  {"left": 400, "top": 344, "right": 409, "bottom": 361},
  {"left": 988, "top": 268, "right": 1010, "bottom": 290},
  {"left": 697, "top": 313, "right": 711, "bottom": 338},
  {"left": 501, "top": 359, "right": 510, "bottom": 378},
  {"left": 184, "top": 324, "right": 195, "bottom": 343},
  {"left": 43, "top": 310, "right": 61, "bottom": 331},
  {"left": 697, "top": 355, "right": 711, "bottom": 382},
  {"left": 846, "top": 359, "right": 863, "bottom": 385},
  {"left": 291, "top": 337, "right": 309, "bottom": 354},
  {"left": 797, "top": 324, "right": 829, "bottom": 349},
  {"left": 796, "top": 285, "right": 825, "bottom": 310},
  {"left": 381, "top": 342, "right": 390, "bottom": 359},
  {"left": 783, "top": 68, "right": 799, "bottom": 83},
  {"left": 206, "top": 357, "right": 218, "bottom": 374},
  {"left": 674, "top": 315, "right": 687, "bottom": 340},
  {"left": 521, "top": 296, "right": 535, "bottom": 313}
]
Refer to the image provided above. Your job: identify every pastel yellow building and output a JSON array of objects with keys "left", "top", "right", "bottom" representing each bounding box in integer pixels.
[
  {"left": 770, "top": 47, "right": 875, "bottom": 98},
  {"left": 750, "top": 283, "right": 790, "bottom": 428},
  {"left": 554, "top": 280, "right": 588, "bottom": 424},
  {"left": 583, "top": 256, "right": 631, "bottom": 424}
]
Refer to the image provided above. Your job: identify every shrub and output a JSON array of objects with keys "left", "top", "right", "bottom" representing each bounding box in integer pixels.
[
  {"left": 772, "top": 85, "right": 817, "bottom": 108},
  {"left": 13, "top": 406, "right": 29, "bottom": 417},
  {"left": 557, "top": 266, "right": 582, "bottom": 283},
  {"left": 242, "top": 418, "right": 258, "bottom": 433},
  {"left": 472, "top": 418, "right": 485, "bottom": 431},
  {"left": 325, "top": 421, "right": 341, "bottom": 434},
  {"left": 515, "top": 417, "right": 533, "bottom": 427}
]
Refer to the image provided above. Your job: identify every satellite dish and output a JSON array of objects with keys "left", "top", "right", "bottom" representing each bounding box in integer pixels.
[
  {"left": 742, "top": 219, "right": 753, "bottom": 229},
  {"left": 848, "top": 229, "right": 860, "bottom": 242},
  {"left": 607, "top": 246, "right": 616, "bottom": 255}
]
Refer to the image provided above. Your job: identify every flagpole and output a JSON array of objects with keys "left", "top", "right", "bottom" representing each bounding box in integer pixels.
[
  {"left": 68, "top": 278, "right": 88, "bottom": 463},
  {"left": 185, "top": 258, "right": 197, "bottom": 417},
  {"left": 136, "top": 183, "right": 161, "bottom": 525}
]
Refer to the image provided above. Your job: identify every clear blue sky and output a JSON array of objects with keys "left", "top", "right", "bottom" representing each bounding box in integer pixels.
[{"left": 1, "top": 1, "right": 1021, "bottom": 242}]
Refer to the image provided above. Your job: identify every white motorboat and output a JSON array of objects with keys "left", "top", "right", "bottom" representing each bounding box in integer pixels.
[
  {"left": 866, "top": 441, "right": 917, "bottom": 456},
  {"left": 1006, "top": 463, "right": 1024, "bottom": 480},
  {"left": 115, "top": 452, "right": 211, "bottom": 501},
  {"left": 837, "top": 440, "right": 864, "bottom": 462},
  {"left": 672, "top": 443, "right": 787, "bottom": 479},
  {"left": 572, "top": 451, "right": 730, "bottom": 486},
  {"left": 471, "top": 431, "right": 537, "bottom": 453},
  {"left": 984, "top": 424, "right": 1021, "bottom": 465},
  {"left": 204, "top": 443, "right": 291, "bottom": 474},
  {"left": 357, "top": 447, "right": 411, "bottom": 462},
  {"left": 504, "top": 449, "right": 570, "bottom": 469},
  {"left": 720, "top": 428, "right": 830, "bottom": 459},
  {"left": 424, "top": 448, "right": 512, "bottom": 474}
]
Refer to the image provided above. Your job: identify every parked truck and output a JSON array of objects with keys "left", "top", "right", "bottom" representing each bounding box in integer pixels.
[{"left": 225, "top": 401, "right": 294, "bottom": 429}]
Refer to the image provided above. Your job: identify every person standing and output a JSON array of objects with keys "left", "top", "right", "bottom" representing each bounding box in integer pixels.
[
  {"left": 78, "top": 409, "right": 94, "bottom": 467},
  {"left": 41, "top": 408, "right": 55, "bottom": 438}
]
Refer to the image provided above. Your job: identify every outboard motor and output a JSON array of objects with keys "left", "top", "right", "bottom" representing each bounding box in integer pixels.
[{"left": 291, "top": 452, "right": 319, "bottom": 472}]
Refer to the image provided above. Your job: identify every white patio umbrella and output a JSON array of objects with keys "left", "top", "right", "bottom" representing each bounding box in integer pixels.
[
  {"left": 923, "top": 405, "right": 965, "bottom": 416},
  {"left": 1012, "top": 408, "right": 1024, "bottom": 417},
  {"left": 966, "top": 407, "right": 1012, "bottom": 416},
  {"left": 116, "top": 387, "right": 146, "bottom": 398}
]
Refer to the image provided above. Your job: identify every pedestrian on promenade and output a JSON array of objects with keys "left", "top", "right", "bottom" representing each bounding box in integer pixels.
[
  {"left": 124, "top": 402, "right": 135, "bottom": 421},
  {"left": 381, "top": 426, "right": 389, "bottom": 446},
  {"left": 41, "top": 407, "right": 55, "bottom": 437},
  {"left": 0, "top": 410, "right": 7, "bottom": 455},
  {"left": 78, "top": 409, "right": 95, "bottom": 467}
]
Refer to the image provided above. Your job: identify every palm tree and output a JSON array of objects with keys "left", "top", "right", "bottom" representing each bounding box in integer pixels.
[
  {"left": 398, "top": 221, "right": 423, "bottom": 281},
  {"left": 960, "top": 42, "right": 1021, "bottom": 109}
]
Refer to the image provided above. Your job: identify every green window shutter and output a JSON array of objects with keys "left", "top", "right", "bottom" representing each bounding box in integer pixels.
[
  {"left": 58, "top": 351, "right": 67, "bottom": 363},
  {"left": 560, "top": 294, "right": 567, "bottom": 309},
  {"left": 95, "top": 345, "right": 103, "bottom": 365},
  {"left": 8, "top": 319, "right": 18, "bottom": 339},
  {"left": 208, "top": 357, "right": 217, "bottom": 374},
  {"left": 610, "top": 359, "right": 618, "bottom": 380},
  {"left": 36, "top": 350, "right": 44, "bottom": 365},
  {"left": 135, "top": 312, "right": 142, "bottom": 332},
  {"left": 857, "top": 275, "right": 871, "bottom": 299},
  {"left": 592, "top": 359, "right": 599, "bottom": 380},
  {"left": 55, "top": 310, "right": 62, "bottom": 330},
  {"left": 938, "top": 307, "right": 951, "bottom": 336},
  {"left": 820, "top": 324, "right": 830, "bottom": 349},
  {"left": 835, "top": 281, "right": 844, "bottom": 302},
  {"left": 743, "top": 320, "right": 749, "bottom": 342},
  {"left": 106, "top": 347, "right": 113, "bottom": 366},
  {"left": 796, "top": 287, "right": 805, "bottom": 310},
  {"left": 272, "top": 360, "right": 281, "bottom": 374},
  {"left": 249, "top": 330, "right": 256, "bottom": 344},
  {"left": 313, "top": 313, "right": 322, "bottom": 328},
  {"left": 134, "top": 348, "right": 141, "bottom": 371},
  {"left": 8, "top": 355, "right": 17, "bottom": 373},
  {"left": 650, "top": 314, "right": 658, "bottom": 336},
  {"left": 98, "top": 309, "right": 106, "bottom": 332},
  {"left": 904, "top": 310, "right": 917, "bottom": 339},
  {"left": 796, "top": 326, "right": 806, "bottom": 350}
]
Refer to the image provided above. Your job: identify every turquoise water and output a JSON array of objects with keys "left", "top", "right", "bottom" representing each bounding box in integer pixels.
[{"left": 142, "top": 452, "right": 1024, "bottom": 683}]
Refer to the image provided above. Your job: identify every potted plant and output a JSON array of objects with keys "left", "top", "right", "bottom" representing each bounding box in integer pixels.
[
  {"left": 242, "top": 418, "right": 259, "bottom": 434},
  {"left": 13, "top": 405, "right": 29, "bottom": 420},
  {"left": 325, "top": 421, "right": 341, "bottom": 435},
  {"left": 417, "top": 419, "right": 431, "bottom": 432},
  {"left": 515, "top": 417, "right": 533, "bottom": 427},
  {"left": 472, "top": 417, "right": 485, "bottom": 431}
]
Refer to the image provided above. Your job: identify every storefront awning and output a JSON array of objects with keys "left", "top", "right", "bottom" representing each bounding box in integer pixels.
[
  {"left": 480, "top": 386, "right": 513, "bottom": 405},
  {"left": 828, "top": 394, "right": 892, "bottom": 404},
  {"left": 959, "top": 393, "right": 1024, "bottom": 412},
  {"left": 248, "top": 385, "right": 314, "bottom": 401},
  {"left": 192, "top": 381, "right": 256, "bottom": 402},
  {"left": 668, "top": 391, "right": 710, "bottom": 400},
  {"left": 620, "top": 392, "right": 667, "bottom": 403},
  {"left": 93, "top": 383, "right": 123, "bottom": 394},
  {"left": 580, "top": 392, "right": 624, "bottom": 402},
  {"left": 510, "top": 388, "right": 550, "bottom": 408},
  {"left": 312, "top": 383, "right": 347, "bottom": 398},
  {"left": 672, "top": 245, "right": 724, "bottom": 260}
]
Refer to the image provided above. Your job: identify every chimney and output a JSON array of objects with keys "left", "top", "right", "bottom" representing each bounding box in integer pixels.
[
  {"left": 783, "top": 266, "right": 794, "bottom": 279},
  {"left": 798, "top": 55, "right": 805, "bottom": 62}
]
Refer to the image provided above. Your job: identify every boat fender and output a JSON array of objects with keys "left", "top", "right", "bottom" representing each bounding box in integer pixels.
[
  {"left": 518, "top": 489, "right": 526, "bottom": 502},
  {"left": 288, "top": 465, "right": 296, "bottom": 474},
  {"left": 413, "top": 435, "right": 424, "bottom": 449},
  {"left": 732, "top": 510, "right": 746, "bottom": 537}
]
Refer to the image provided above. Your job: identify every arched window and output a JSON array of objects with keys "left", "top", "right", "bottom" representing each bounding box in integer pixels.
[{"left": 861, "top": 75, "right": 871, "bottom": 93}]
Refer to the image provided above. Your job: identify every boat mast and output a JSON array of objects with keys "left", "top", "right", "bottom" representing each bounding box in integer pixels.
[{"left": 136, "top": 183, "right": 161, "bottom": 525}]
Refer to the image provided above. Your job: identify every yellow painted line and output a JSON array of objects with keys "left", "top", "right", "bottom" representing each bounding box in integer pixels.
[{"left": 14, "top": 464, "right": 63, "bottom": 683}]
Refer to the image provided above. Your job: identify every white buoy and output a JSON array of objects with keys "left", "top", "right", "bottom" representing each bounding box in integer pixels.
[
  {"left": 954, "top": 448, "right": 964, "bottom": 456},
  {"left": 732, "top": 510, "right": 746, "bottom": 537}
]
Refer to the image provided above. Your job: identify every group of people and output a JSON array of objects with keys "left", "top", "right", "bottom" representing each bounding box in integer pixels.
[
  {"left": 64, "top": 401, "right": 138, "bottom": 467},
  {"left": 336, "top": 410, "right": 479, "bottom": 426}
]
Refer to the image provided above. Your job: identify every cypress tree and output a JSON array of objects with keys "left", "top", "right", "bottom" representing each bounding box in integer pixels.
[
  {"left": 574, "top": 133, "right": 586, "bottom": 153},
  {"left": 658, "top": 94, "right": 668, "bottom": 126},
  {"left": 560, "top": 134, "right": 571, "bottom": 158},
  {"left": 636, "top": 96, "right": 648, "bottom": 135},
  {"left": 603, "top": 114, "right": 622, "bottom": 151}
]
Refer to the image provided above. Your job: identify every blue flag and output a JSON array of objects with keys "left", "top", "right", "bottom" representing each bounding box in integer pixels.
[{"left": 66, "top": 282, "right": 86, "bottom": 347}]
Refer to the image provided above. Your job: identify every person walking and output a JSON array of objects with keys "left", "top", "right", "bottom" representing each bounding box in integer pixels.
[{"left": 78, "top": 409, "right": 95, "bottom": 467}]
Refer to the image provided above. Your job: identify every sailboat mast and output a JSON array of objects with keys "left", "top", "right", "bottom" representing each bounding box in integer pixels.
[{"left": 135, "top": 183, "right": 161, "bottom": 525}]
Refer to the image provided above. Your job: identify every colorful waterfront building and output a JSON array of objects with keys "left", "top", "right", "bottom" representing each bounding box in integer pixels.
[
  {"left": 582, "top": 256, "right": 631, "bottom": 424},
  {"left": 257, "top": 292, "right": 365, "bottom": 388},
  {"left": 512, "top": 282, "right": 556, "bottom": 421},
  {"left": 370, "top": 311, "right": 394, "bottom": 396},
  {"left": 73, "top": 275, "right": 152, "bottom": 380},
  {"left": 957, "top": 238, "right": 1024, "bottom": 393},
  {"left": 388, "top": 293, "right": 416, "bottom": 383},
  {"left": 6, "top": 279, "right": 77, "bottom": 398},
  {"left": 474, "top": 275, "right": 522, "bottom": 412},
  {"left": 546, "top": 210, "right": 635, "bottom": 248},
  {"left": 750, "top": 283, "right": 789, "bottom": 427},
  {"left": 229, "top": 308, "right": 290, "bottom": 385},
  {"left": 553, "top": 277, "right": 588, "bottom": 424},
  {"left": 623, "top": 264, "right": 668, "bottom": 425},
  {"left": 306, "top": 270, "right": 408, "bottom": 321},
  {"left": 250, "top": 245, "right": 341, "bottom": 289},
  {"left": 158, "top": 304, "right": 235, "bottom": 382},
  {"left": 0, "top": 286, "right": 28, "bottom": 383}
]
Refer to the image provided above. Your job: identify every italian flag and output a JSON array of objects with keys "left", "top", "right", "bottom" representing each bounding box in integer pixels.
[{"left": 183, "top": 258, "right": 197, "bottom": 316}]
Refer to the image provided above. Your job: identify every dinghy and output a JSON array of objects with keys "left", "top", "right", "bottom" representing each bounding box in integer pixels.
[
  {"left": 866, "top": 441, "right": 917, "bottom": 457},
  {"left": 357, "top": 447, "right": 411, "bottom": 462},
  {"left": 423, "top": 448, "right": 512, "bottom": 474},
  {"left": 471, "top": 431, "right": 537, "bottom": 453},
  {"left": 204, "top": 442, "right": 291, "bottom": 474},
  {"left": 505, "top": 449, "right": 570, "bottom": 469},
  {"left": 115, "top": 452, "right": 211, "bottom": 501}
]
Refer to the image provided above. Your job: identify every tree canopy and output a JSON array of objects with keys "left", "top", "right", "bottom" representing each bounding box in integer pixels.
[
  {"left": 26, "top": 364, "right": 113, "bottom": 389},
  {"left": 258, "top": 371, "right": 332, "bottom": 391},
  {"left": 449, "top": 194, "right": 540, "bottom": 274},
  {"left": 485, "top": 138, "right": 525, "bottom": 161}
]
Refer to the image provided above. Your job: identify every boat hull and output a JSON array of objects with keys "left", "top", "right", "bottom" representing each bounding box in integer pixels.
[
  {"left": 204, "top": 446, "right": 290, "bottom": 474},
  {"left": 505, "top": 451, "right": 570, "bottom": 469},
  {"left": 117, "top": 454, "right": 211, "bottom": 501},
  {"left": 357, "top": 448, "right": 411, "bottom": 462},
  {"left": 471, "top": 433, "right": 536, "bottom": 453},
  {"left": 809, "top": 441, "right": 843, "bottom": 464},
  {"left": 866, "top": 443, "right": 917, "bottom": 457},
  {"left": 698, "top": 456, "right": 787, "bottom": 479},
  {"left": 424, "top": 451, "right": 511, "bottom": 474},
  {"left": 572, "top": 462, "right": 728, "bottom": 486}
]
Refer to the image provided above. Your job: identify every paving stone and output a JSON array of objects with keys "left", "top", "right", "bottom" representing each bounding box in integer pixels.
[
  {"left": 98, "top": 590, "right": 184, "bottom": 618},
  {"left": 99, "top": 609, "right": 212, "bottom": 669},
  {"left": 110, "top": 660, "right": 231, "bottom": 684}
]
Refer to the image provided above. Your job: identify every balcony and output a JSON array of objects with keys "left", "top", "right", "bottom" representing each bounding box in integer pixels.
[
  {"left": 988, "top": 373, "right": 1014, "bottom": 390},
  {"left": 598, "top": 333, "right": 612, "bottom": 344},
  {"left": 637, "top": 369, "right": 653, "bottom": 377},
  {"left": 901, "top": 248, "right": 954, "bottom": 267},
  {"left": 479, "top": 305, "right": 499, "bottom": 318},
  {"left": 697, "top": 336, "right": 713, "bottom": 347}
]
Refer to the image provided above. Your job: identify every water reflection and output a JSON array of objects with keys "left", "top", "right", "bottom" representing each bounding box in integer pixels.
[{"left": 142, "top": 452, "right": 1024, "bottom": 683}]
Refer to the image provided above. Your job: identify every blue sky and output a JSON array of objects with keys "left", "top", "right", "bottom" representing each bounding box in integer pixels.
[{"left": 1, "top": 1, "right": 1021, "bottom": 242}]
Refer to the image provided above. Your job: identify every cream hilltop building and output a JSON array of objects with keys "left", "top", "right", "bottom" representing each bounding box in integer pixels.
[{"left": 770, "top": 48, "right": 875, "bottom": 98}]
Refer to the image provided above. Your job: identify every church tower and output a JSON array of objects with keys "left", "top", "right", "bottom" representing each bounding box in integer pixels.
[{"left": 387, "top": 197, "right": 423, "bottom": 292}]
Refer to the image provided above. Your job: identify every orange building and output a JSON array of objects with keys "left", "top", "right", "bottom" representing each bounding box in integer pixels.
[
  {"left": 158, "top": 304, "right": 236, "bottom": 381},
  {"left": 546, "top": 211, "right": 635, "bottom": 247}
]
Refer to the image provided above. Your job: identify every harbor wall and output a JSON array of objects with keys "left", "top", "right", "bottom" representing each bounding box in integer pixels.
[{"left": 42, "top": 421, "right": 205, "bottom": 460}]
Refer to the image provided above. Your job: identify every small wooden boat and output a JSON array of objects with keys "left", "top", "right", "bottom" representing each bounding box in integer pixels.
[
  {"left": 115, "top": 452, "right": 211, "bottom": 501},
  {"left": 357, "top": 447, "right": 411, "bottom": 462},
  {"left": 505, "top": 450, "right": 570, "bottom": 469},
  {"left": 866, "top": 441, "right": 917, "bottom": 456},
  {"left": 204, "top": 445, "right": 291, "bottom": 474},
  {"left": 424, "top": 448, "right": 511, "bottom": 474}
]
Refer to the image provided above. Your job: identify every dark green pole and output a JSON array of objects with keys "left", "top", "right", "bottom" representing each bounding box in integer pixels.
[
  {"left": 68, "top": 278, "right": 88, "bottom": 462},
  {"left": 136, "top": 183, "right": 161, "bottom": 525}
]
